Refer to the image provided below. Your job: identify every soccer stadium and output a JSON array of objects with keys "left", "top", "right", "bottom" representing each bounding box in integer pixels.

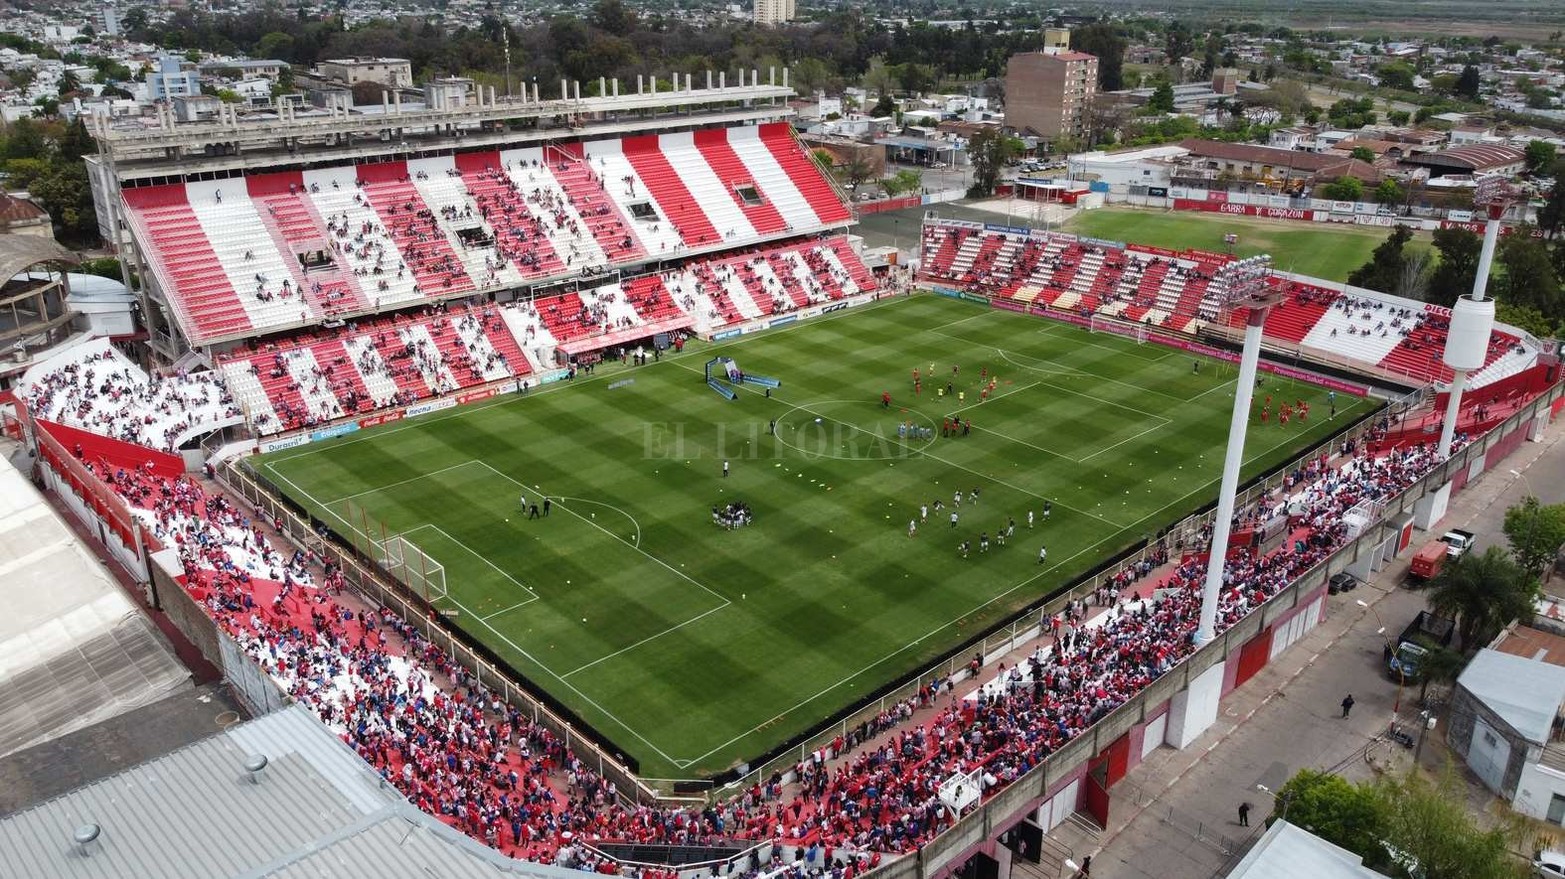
[{"left": 4, "top": 67, "right": 1563, "bottom": 879}]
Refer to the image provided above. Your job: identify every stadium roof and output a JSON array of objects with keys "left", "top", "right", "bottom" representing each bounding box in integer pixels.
[
  {"left": 0, "top": 452, "right": 189, "bottom": 759},
  {"left": 1401, "top": 144, "right": 1526, "bottom": 172},
  {"left": 1458, "top": 648, "right": 1565, "bottom": 744},
  {"left": 0, "top": 704, "right": 585, "bottom": 879},
  {"left": 1225, "top": 820, "right": 1384, "bottom": 879},
  {"left": 0, "top": 235, "right": 77, "bottom": 282},
  {"left": 1176, "top": 139, "right": 1381, "bottom": 181}
]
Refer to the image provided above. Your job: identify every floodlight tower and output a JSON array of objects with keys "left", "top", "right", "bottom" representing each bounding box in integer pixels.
[
  {"left": 1195, "top": 255, "right": 1283, "bottom": 646},
  {"left": 1436, "top": 175, "right": 1514, "bottom": 458}
]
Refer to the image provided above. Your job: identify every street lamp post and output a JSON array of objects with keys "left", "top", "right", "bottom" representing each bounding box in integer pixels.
[
  {"left": 1437, "top": 175, "right": 1514, "bottom": 458},
  {"left": 1358, "top": 599, "right": 1404, "bottom": 715},
  {"left": 1256, "top": 783, "right": 1294, "bottom": 823}
]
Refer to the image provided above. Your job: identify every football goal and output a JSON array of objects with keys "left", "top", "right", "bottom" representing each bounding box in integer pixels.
[
  {"left": 379, "top": 532, "right": 448, "bottom": 604},
  {"left": 1088, "top": 313, "right": 1149, "bottom": 344}
]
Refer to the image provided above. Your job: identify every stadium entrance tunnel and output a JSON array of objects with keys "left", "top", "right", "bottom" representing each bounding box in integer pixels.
[{"left": 591, "top": 841, "right": 751, "bottom": 867}]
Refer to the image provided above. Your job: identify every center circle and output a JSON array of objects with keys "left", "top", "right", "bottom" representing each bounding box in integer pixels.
[{"left": 773, "top": 399, "right": 940, "bottom": 460}]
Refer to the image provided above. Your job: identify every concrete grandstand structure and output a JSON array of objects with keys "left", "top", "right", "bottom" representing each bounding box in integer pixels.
[{"left": 7, "top": 64, "right": 1564, "bottom": 879}]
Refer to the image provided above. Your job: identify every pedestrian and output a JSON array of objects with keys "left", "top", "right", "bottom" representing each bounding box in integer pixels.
[
  {"left": 971, "top": 487, "right": 980, "bottom": 505},
  {"left": 1193, "top": 359, "right": 1200, "bottom": 374},
  {"left": 1038, "top": 545, "right": 1048, "bottom": 564},
  {"left": 769, "top": 419, "right": 776, "bottom": 435},
  {"left": 959, "top": 540, "right": 970, "bottom": 558},
  {"left": 920, "top": 504, "right": 929, "bottom": 522},
  {"left": 1341, "top": 694, "right": 1355, "bottom": 718},
  {"left": 723, "top": 460, "right": 730, "bottom": 478},
  {"left": 954, "top": 490, "right": 963, "bottom": 507},
  {"left": 518, "top": 492, "right": 527, "bottom": 512},
  {"left": 996, "top": 527, "right": 1006, "bottom": 546},
  {"left": 528, "top": 503, "right": 541, "bottom": 520},
  {"left": 1006, "top": 517, "right": 1015, "bottom": 538},
  {"left": 1238, "top": 801, "right": 1251, "bottom": 827},
  {"left": 543, "top": 497, "right": 552, "bottom": 517},
  {"left": 1043, "top": 500, "right": 1052, "bottom": 520},
  {"left": 950, "top": 510, "right": 959, "bottom": 528},
  {"left": 881, "top": 390, "right": 892, "bottom": 409},
  {"left": 1027, "top": 509, "right": 1035, "bottom": 528},
  {"left": 980, "top": 533, "right": 989, "bottom": 553},
  {"left": 908, "top": 519, "right": 917, "bottom": 538}
]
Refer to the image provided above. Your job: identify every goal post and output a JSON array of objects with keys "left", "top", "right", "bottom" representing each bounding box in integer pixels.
[
  {"left": 379, "top": 532, "right": 448, "bottom": 605},
  {"left": 1088, "top": 313, "right": 1149, "bottom": 345}
]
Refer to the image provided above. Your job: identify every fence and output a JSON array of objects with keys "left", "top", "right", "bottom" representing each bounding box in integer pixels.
[
  {"left": 219, "top": 460, "right": 683, "bottom": 810},
  {"left": 857, "top": 379, "right": 1563, "bottom": 879}
]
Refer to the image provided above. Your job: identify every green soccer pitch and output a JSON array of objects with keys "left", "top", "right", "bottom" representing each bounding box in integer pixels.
[
  {"left": 258, "top": 295, "right": 1377, "bottom": 779},
  {"left": 1063, "top": 208, "right": 1431, "bottom": 283}
]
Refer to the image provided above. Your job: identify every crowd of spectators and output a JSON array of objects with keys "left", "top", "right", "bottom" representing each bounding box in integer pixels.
[
  {"left": 65, "top": 406, "right": 1466, "bottom": 873},
  {"left": 22, "top": 343, "right": 241, "bottom": 451}
]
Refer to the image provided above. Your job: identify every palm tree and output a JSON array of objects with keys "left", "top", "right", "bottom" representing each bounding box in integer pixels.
[
  {"left": 1428, "top": 547, "right": 1539, "bottom": 651},
  {"left": 1414, "top": 645, "right": 1467, "bottom": 703}
]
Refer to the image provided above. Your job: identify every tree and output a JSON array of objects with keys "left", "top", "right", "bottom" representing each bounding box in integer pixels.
[
  {"left": 1164, "top": 21, "right": 1195, "bottom": 67},
  {"left": 880, "top": 168, "right": 922, "bottom": 197},
  {"left": 839, "top": 152, "right": 874, "bottom": 186},
  {"left": 1, "top": 157, "right": 52, "bottom": 189},
  {"left": 1429, "top": 547, "right": 1540, "bottom": 650},
  {"left": 1498, "top": 225, "right": 1562, "bottom": 316},
  {"left": 590, "top": 0, "right": 637, "bottom": 36},
  {"left": 1455, "top": 64, "right": 1481, "bottom": 100},
  {"left": 1373, "top": 178, "right": 1404, "bottom": 205},
  {"left": 1374, "top": 769, "right": 1532, "bottom": 879},
  {"left": 1495, "top": 302, "right": 1560, "bottom": 340},
  {"left": 1525, "top": 139, "right": 1558, "bottom": 176},
  {"left": 57, "top": 117, "right": 95, "bottom": 162},
  {"left": 1414, "top": 645, "right": 1468, "bottom": 702},
  {"left": 1388, "top": 109, "right": 1411, "bottom": 125},
  {"left": 1350, "top": 145, "right": 1377, "bottom": 163},
  {"left": 1427, "top": 227, "right": 1483, "bottom": 306},
  {"left": 966, "top": 127, "right": 1016, "bottom": 198},
  {"left": 1275, "top": 770, "right": 1389, "bottom": 864},
  {"left": 1072, "top": 23, "right": 1126, "bottom": 90},
  {"left": 1346, "top": 223, "right": 1411, "bottom": 292},
  {"left": 1378, "top": 62, "right": 1416, "bottom": 91},
  {"left": 1318, "top": 175, "right": 1364, "bottom": 202},
  {"left": 870, "top": 95, "right": 895, "bottom": 117},
  {"left": 29, "top": 162, "right": 98, "bottom": 242},
  {"left": 1504, "top": 496, "right": 1565, "bottom": 577},
  {"left": 1541, "top": 159, "right": 1565, "bottom": 239},
  {"left": 1147, "top": 80, "right": 1175, "bottom": 113},
  {"left": 1397, "top": 246, "right": 1432, "bottom": 300}
]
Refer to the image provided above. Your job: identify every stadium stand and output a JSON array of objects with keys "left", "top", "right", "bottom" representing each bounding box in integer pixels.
[
  {"left": 55, "top": 415, "right": 1462, "bottom": 865},
  {"left": 21, "top": 339, "right": 243, "bottom": 451},
  {"left": 216, "top": 305, "right": 533, "bottom": 435},
  {"left": 919, "top": 221, "right": 1539, "bottom": 388},
  {"left": 121, "top": 126, "right": 852, "bottom": 345},
  {"left": 204, "top": 238, "right": 870, "bottom": 436}
]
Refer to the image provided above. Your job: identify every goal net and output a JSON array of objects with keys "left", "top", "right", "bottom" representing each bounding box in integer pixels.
[
  {"left": 379, "top": 532, "right": 448, "bottom": 604},
  {"left": 1088, "top": 313, "right": 1148, "bottom": 344}
]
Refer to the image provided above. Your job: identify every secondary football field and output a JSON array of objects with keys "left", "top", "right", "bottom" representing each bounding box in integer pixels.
[
  {"left": 1064, "top": 207, "right": 1432, "bottom": 283},
  {"left": 258, "top": 295, "right": 1375, "bottom": 779}
]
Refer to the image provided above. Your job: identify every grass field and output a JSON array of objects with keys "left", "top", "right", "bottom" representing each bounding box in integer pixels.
[
  {"left": 1064, "top": 207, "right": 1432, "bottom": 283},
  {"left": 258, "top": 296, "right": 1375, "bottom": 779}
]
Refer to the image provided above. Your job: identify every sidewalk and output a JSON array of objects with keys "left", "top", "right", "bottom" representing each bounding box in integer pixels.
[{"left": 1075, "top": 418, "right": 1565, "bottom": 879}]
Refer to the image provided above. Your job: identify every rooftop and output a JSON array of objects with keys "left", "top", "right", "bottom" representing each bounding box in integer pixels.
[
  {"left": 0, "top": 704, "right": 584, "bottom": 879},
  {"left": 1458, "top": 648, "right": 1565, "bottom": 744},
  {"left": 1494, "top": 624, "right": 1565, "bottom": 668},
  {"left": 1226, "top": 820, "right": 1384, "bottom": 879}
]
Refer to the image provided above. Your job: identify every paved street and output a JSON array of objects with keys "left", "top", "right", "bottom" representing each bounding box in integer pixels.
[{"left": 1056, "top": 417, "right": 1565, "bottom": 879}]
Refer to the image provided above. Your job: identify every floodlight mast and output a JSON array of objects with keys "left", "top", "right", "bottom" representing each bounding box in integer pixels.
[
  {"left": 1436, "top": 175, "right": 1509, "bottom": 458},
  {"left": 1195, "top": 255, "right": 1282, "bottom": 646}
]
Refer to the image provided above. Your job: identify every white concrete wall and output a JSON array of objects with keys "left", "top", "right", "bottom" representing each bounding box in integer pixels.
[{"left": 1164, "top": 661, "right": 1224, "bottom": 749}]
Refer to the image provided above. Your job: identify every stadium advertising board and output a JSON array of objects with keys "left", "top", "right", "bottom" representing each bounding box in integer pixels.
[
  {"left": 359, "top": 410, "right": 405, "bottom": 429},
  {"left": 712, "top": 328, "right": 745, "bottom": 340},
  {"left": 1127, "top": 244, "right": 1180, "bottom": 259},
  {"left": 405, "top": 397, "right": 458, "bottom": 418},
  {"left": 1148, "top": 333, "right": 1370, "bottom": 396},
  {"left": 769, "top": 315, "right": 799, "bottom": 329},
  {"left": 1148, "top": 187, "right": 1169, "bottom": 198},
  {"left": 959, "top": 291, "right": 990, "bottom": 304},
  {"left": 534, "top": 369, "right": 571, "bottom": 386},
  {"left": 984, "top": 223, "right": 1032, "bottom": 236},
  {"left": 310, "top": 422, "right": 360, "bottom": 442},
  {"left": 1171, "top": 199, "right": 1315, "bottom": 221},
  {"left": 456, "top": 384, "right": 507, "bottom": 405},
  {"left": 990, "top": 297, "right": 1028, "bottom": 313},
  {"left": 259, "top": 434, "right": 310, "bottom": 454},
  {"left": 1080, "top": 236, "right": 1125, "bottom": 250}
]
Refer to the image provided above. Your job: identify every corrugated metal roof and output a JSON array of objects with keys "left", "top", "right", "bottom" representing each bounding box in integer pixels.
[
  {"left": 0, "top": 705, "right": 587, "bottom": 879},
  {"left": 1459, "top": 649, "right": 1565, "bottom": 744},
  {"left": 1405, "top": 144, "right": 1526, "bottom": 171}
]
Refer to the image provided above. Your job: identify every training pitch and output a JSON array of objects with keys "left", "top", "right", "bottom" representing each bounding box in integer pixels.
[{"left": 259, "top": 296, "right": 1375, "bottom": 778}]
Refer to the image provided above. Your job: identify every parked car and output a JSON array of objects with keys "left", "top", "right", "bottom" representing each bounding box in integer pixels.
[
  {"left": 1327, "top": 572, "right": 1358, "bottom": 595},
  {"left": 1533, "top": 850, "right": 1565, "bottom": 879}
]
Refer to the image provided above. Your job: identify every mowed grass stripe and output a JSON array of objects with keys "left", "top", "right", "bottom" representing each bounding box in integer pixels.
[{"left": 264, "top": 295, "right": 1376, "bottom": 776}]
